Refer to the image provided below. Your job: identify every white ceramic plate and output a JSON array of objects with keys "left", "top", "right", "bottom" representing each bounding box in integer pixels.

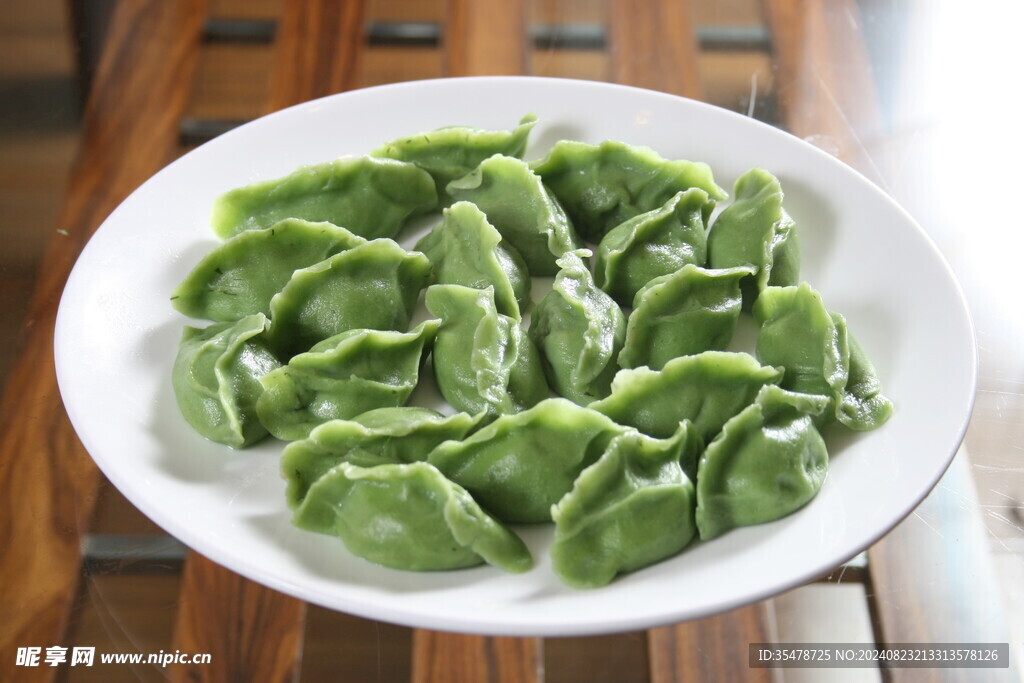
[{"left": 55, "top": 77, "right": 976, "bottom": 636}]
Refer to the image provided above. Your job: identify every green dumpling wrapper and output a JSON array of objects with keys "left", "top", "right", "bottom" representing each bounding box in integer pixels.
[
  {"left": 211, "top": 156, "right": 438, "bottom": 240},
  {"left": 294, "top": 461, "right": 533, "bottom": 573},
  {"left": 281, "top": 407, "right": 486, "bottom": 509},
  {"left": 594, "top": 188, "right": 710, "bottom": 306},
  {"left": 618, "top": 264, "right": 755, "bottom": 371},
  {"left": 707, "top": 168, "right": 799, "bottom": 308},
  {"left": 754, "top": 283, "right": 891, "bottom": 430},
  {"left": 266, "top": 238, "right": 432, "bottom": 358},
  {"left": 529, "top": 250, "right": 626, "bottom": 405},
  {"left": 530, "top": 139, "right": 726, "bottom": 242},
  {"left": 256, "top": 320, "right": 440, "bottom": 441},
  {"left": 172, "top": 219, "right": 366, "bottom": 322},
  {"left": 695, "top": 385, "right": 831, "bottom": 540},
  {"left": 427, "top": 398, "right": 629, "bottom": 523},
  {"left": 551, "top": 423, "right": 700, "bottom": 589},
  {"left": 372, "top": 115, "right": 537, "bottom": 204},
  {"left": 590, "top": 351, "right": 783, "bottom": 442},
  {"left": 426, "top": 284, "right": 548, "bottom": 417},
  {"left": 446, "top": 154, "right": 582, "bottom": 275},
  {"left": 172, "top": 313, "right": 281, "bottom": 448},
  {"left": 415, "top": 201, "right": 530, "bottom": 318}
]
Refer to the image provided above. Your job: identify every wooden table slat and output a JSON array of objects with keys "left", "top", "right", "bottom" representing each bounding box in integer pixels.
[
  {"left": 170, "top": 554, "right": 306, "bottom": 683},
  {"left": 411, "top": 631, "right": 543, "bottom": 683},
  {"left": 0, "top": 0, "right": 207, "bottom": 666},
  {"left": 608, "top": 0, "right": 703, "bottom": 99},
  {"left": 444, "top": 0, "right": 527, "bottom": 76}
]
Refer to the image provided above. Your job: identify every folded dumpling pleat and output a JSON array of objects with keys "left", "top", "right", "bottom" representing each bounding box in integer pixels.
[
  {"left": 172, "top": 313, "right": 281, "bottom": 448},
  {"left": 172, "top": 219, "right": 366, "bottom": 322},
  {"left": 426, "top": 284, "right": 548, "bottom": 417},
  {"left": 594, "top": 188, "right": 710, "bottom": 306},
  {"left": 531, "top": 140, "right": 726, "bottom": 242},
  {"left": 707, "top": 168, "right": 800, "bottom": 308},
  {"left": 589, "top": 351, "right": 783, "bottom": 442},
  {"left": 294, "top": 461, "right": 533, "bottom": 573},
  {"left": 551, "top": 423, "right": 700, "bottom": 588},
  {"left": 695, "top": 385, "right": 831, "bottom": 540},
  {"left": 428, "top": 398, "right": 629, "bottom": 523},
  {"left": 281, "top": 407, "right": 486, "bottom": 509},
  {"left": 266, "top": 239, "right": 432, "bottom": 358},
  {"left": 415, "top": 201, "right": 530, "bottom": 318},
  {"left": 256, "top": 320, "right": 440, "bottom": 441},
  {"left": 529, "top": 250, "right": 626, "bottom": 405},
  {"left": 618, "top": 264, "right": 755, "bottom": 371},
  {"left": 211, "top": 156, "right": 438, "bottom": 239},
  {"left": 372, "top": 115, "right": 537, "bottom": 205},
  {"left": 446, "top": 154, "right": 582, "bottom": 275}
]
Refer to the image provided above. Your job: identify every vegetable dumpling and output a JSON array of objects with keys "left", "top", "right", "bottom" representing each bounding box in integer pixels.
[
  {"left": 695, "top": 385, "right": 830, "bottom": 540},
  {"left": 211, "top": 156, "right": 437, "bottom": 240},
  {"left": 256, "top": 320, "right": 440, "bottom": 441},
  {"left": 172, "top": 313, "right": 281, "bottom": 448},
  {"left": 294, "top": 461, "right": 533, "bottom": 573}
]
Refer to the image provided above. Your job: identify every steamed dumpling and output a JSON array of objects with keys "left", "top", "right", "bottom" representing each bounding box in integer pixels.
[
  {"left": 415, "top": 201, "right": 530, "bottom": 318},
  {"left": 171, "top": 219, "right": 366, "bottom": 322},
  {"left": 372, "top": 115, "right": 537, "bottom": 204},
  {"left": 171, "top": 313, "right": 281, "bottom": 448},
  {"left": 529, "top": 250, "right": 625, "bottom": 405},
  {"left": 256, "top": 320, "right": 439, "bottom": 441},
  {"left": 446, "top": 154, "right": 582, "bottom": 275},
  {"left": 294, "top": 461, "right": 533, "bottom": 572},
  {"left": 695, "top": 385, "right": 831, "bottom": 540},
  {"left": 531, "top": 139, "right": 726, "bottom": 242},
  {"left": 618, "top": 264, "right": 754, "bottom": 370},
  {"left": 211, "top": 156, "right": 438, "bottom": 239},
  {"left": 707, "top": 168, "right": 799, "bottom": 307},
  {"left": 594, "top": 189, "right": 710, "bottom": 306},
  {"left": 266, "top": 238, "right": 432, "bottom": 358},
  {"left": 426, "top": 284, "right": 548, "bottom": 417},
  {"left": 551, "top": 423, "right": 699, "bottom": 588}
]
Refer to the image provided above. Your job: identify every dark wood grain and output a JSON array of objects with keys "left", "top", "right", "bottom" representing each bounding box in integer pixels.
[
  {"left": 0, "top": 0, "right": 207, "bottom": 673},
  {"left": 444, "top": 0, "right": 527, "bottom": 76},
  {"left": 411, "top": 631, "right": 543, "bottom": 683},
  {"left": 648, "top": 607, "right": 776, "bottom": 683},
  {"left": 266, "top": 0, "right": 369, "bottom": 112},
  {"left": 170, "top": 554, "right": 306, "bottom": 683},
  {"left": 608, "top": 0, "right": 703, "bottom": 99}
]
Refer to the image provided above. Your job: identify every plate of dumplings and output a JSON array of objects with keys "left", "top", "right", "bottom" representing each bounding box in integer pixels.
[{"left": 55, "top": 77, "right": 976, "bottom": 636}]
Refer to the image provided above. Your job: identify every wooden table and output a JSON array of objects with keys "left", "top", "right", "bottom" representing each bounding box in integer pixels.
[{"left": 1, "top": 0, "right": 1019, "bottom": 681}]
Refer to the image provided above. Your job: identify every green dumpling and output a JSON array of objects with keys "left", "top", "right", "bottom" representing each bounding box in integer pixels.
[
  {"left": 551, "top": 423, "right": 699, "bottom": 588},
  {"left": 695, "top": 385, "right": 831, "bottom": 540},
  {"left": 594, "top": 189, "right": 710, "bottom": 306},
  {"left": 447, "top": 154, "right": 582, "bottom": 275},
  {"left": 256, "top": 320, "right": 440, "bottom": 441},
  {"left": 618, "top": 264, "right": 755, "bottom": 371},
  {"left": 754, "top": 283, "right": 892, "bottom": 430},
  {"left": 426, "top": 284, "right": 548, "bottom": 417},
  {"left": 172, "top": 313, "right": 281, "bottom": 448},
  {"left": 294, "top": 461, "right": 533, "bottom": 573},
  {"left": 281, "top": 407, "right": 485, "bottom": 509},
  {"left": 172, "top": 219, "right": 366, "bottom": 322},
  {"left": 415, "top": 201, "right": 530, "bottom": 318},
  {"left": 211, "top": 156, "right": 438, "bottom": 239},
  {"left": 530, "top": 139, "right": 726, "bottom": 242},
  {"left": 707, "top": 168, "right": 799, "bottom": 307},
  {"left": 529, "top": 250, "right": 626, "bottom": 405},
  {"left": 266, "top": 238, "right": 432, "bottom": 358},
  {"left": 589, "top": 351, "right": 783, "bottom": 442},
  {"left": 427, "top": 398, "right": 629, "bottom": 523},
  {"left": 372, "top": 115, "right": 537, "bottom": 204}
]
